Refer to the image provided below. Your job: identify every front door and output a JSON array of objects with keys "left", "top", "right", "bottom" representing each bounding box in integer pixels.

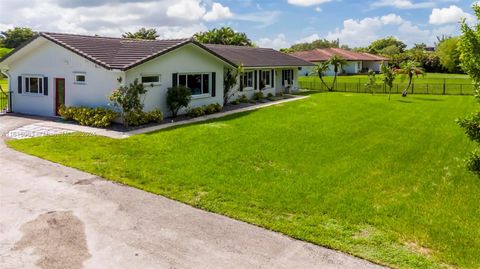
[{"left": 55, "top": 78, "right": 65, "bottom": 116}]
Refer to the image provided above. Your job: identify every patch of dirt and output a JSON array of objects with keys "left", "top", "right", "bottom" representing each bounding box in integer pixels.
[
  {"left": 405, "top": 241, "right": 433, "bottom": 257},
  {"left": 13, "top": 211, "right": 91, "bottom": 269}
]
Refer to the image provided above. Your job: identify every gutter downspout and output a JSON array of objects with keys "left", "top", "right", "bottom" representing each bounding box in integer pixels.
[{"left": 0, "top": 69, "right": 12, "bottom": 113}]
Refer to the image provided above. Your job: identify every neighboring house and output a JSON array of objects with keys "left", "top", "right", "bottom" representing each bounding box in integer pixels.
[
  {"left": 0, "top": 32, "right": 313, "bottom": 117},
  {"left": 290, "top": 48, "right": 388, "bottom": 77}
]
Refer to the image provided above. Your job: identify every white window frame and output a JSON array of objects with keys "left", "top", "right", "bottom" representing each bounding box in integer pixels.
[
  {"left": 260, "top": 70, "right": 271, "bottom": 88},
  {"left": 241, "top": 71, "right": 254, "bottom": 89},
  {"left": 24, "top": 75, "right": 44, "bottom": 95},
  {"left": 74, "top": 72, "right": 86, "bottom": 85},
  {"left": 282, "top": 69, "right": 294, "bottom": 85},
  {"left": 141, "top": 74, "right": 161, "bottom": 86},
  {"left": 177, "top": 73, "right": 211, "bottom": 97}
]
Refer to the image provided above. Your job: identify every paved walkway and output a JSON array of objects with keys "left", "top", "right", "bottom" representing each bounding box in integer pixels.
[{"left": 0, "top": 116, "right": 386, "bottom": 269}]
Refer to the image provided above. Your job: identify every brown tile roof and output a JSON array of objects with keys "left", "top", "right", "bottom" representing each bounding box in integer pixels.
[
  {"left": 204, "top": 44, "right": 315, "bottom": 67},
  {"left": 290, "top": 48, "right": 388, "bottom": 62},
  {"left": 1, "top": 32, "right": 314, "bottom": 70},
  {"left": 40, "top": 32, "right": 193, "bottom": 70}
]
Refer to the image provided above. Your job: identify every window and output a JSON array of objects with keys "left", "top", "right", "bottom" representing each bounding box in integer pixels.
[
  {"left": 178, "top": 73, "right": 210, "bottom": 95},
  {"left": 141, "top": 75, "right": 160, "bottom": 84},
  {"left": 24, "top": 76, "right": 43, "bottom": 94},
  {"left": 261, "top": 70, "right": 271, "bottom": 86},
  {"left": 241, "top": 71, "right": 254, "bottom": 88},
  {"left": 282, "top": 69, "right": 294, "bottom": 85},
  {"left": 74, "top": 72, "right": 86, "bottom": 84}
]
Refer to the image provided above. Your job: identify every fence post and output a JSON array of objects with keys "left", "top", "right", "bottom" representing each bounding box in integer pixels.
[
  {"left": 443, "top": 79, "right": 446, "bottom": 95},
  {"left": 412, "top": 83, "right": 414, "bottom": 94},
  {"left": 427, "top": 84, "right": 429, "bottom": 94}
]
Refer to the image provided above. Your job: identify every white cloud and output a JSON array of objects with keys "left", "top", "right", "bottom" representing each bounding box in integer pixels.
[
  {"left": 256, "top": 34, "right": 289, "bottom": 49},
  {"left": 296, "top": 34, "right": 321, "bottom": 43},
  {"left": 287, "top": 0, "right": 331, "bottom": 7},
  {"left": 203, "top": 3, "right": 233, "bottom": 21},
  {"left": 429, "top": 5, "right": 474, "bottom": 25},
  {"left": 380, "top": 14, "right": 404, "bottom": 25},
  {"left": 166, "top": 0, "right": 206, "bottom": 21},
  {"left": 326, "top": 17, "right": 384, "bottom": 47},
  {"left": 371, "top": 0, "right": 435, "bottom": 9},
  {"left": 315, "top": 7, "right": 322, "bottom": 12}
]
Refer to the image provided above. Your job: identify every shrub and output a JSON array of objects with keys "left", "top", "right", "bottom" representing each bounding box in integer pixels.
[
  {"left": 109, "top": 78, "right": 148, "bottom": 127},
  {"left": 167, "top": 86, "right": 192, "bottom": 117},
  {"left": 188, "top": 107, "right": 206, "bottom": 117},
  {"left": 59, "top": 106, "right": 117, "bottom": 127},
  {"left": 205, "top": 103, "right": 222, "bottom": 114},
  {"left": 267, "top": 93, "right": 274, "bottom": 98},
  {"left": 253, "top": 91, "right": 264, "bottom": 101},
  {"left": 237, "top": 94, "right": 248, "bottom": 103},
  {"left": 147, "top": 109, "right": 163, "bottom": 123}
]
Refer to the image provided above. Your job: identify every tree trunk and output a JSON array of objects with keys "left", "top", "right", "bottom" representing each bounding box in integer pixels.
[{"left": 402, "top": 74, "right": 412, "bottom": 97}]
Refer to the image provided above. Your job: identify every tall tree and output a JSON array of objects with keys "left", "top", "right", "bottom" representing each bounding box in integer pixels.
[
  {"left": 0, "top": 27, "right": 36, "bottom": 48},
  {"left": 396, "top": 61, "right": 425, "bottom": 97},
  {"left": 437, "top": 37, "right": 461, "bottom": 73},
  {"left": 329, "top": 55, "right": 347, "bottom": 91},
  {"left": 368, "top": 36, "right": 407, "bottom": 55},
  {"left": 223, "top": 64, "right": 244, "bottom": 105},
  {"left": 194, "top": 27, "right": 253, "bottom": 46},
  {"left": 457, "top": 3, "right": 480, "bottom": 175},
  {"left": 122, "top": 28, "right": 159, "bottom": 40}
]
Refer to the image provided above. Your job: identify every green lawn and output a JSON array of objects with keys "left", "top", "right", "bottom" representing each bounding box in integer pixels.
[
  {"left": 0, "top": 79, "right": 7, "bottom": 92},
  {"left": 8, "top": 93, "right": 480, "bottom": 268},
  {"left": 301, "top": 73, "right": 471, "bottom": 84}
]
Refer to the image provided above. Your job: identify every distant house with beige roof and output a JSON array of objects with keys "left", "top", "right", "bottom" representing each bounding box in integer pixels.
[{"left": 290, "top": 48, "right": 388, "bottom": 77}]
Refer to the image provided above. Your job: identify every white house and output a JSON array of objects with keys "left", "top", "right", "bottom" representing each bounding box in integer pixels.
[
  {"left": 0, "top": 32, "right": 313, "bottom": 117},
  {"left": 290, "top": 48, "right": 388, "bottom": 77}
]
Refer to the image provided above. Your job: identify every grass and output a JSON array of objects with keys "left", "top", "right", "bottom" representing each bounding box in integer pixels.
[
  {"left": 300, "top": 73, "right": 471, "bottom": 84},
  {"left": 8, "top": 92, "right": 480, "bottom": 268},
  {"left": 0, "top": 78, "right": 7, "bottom": 92}
]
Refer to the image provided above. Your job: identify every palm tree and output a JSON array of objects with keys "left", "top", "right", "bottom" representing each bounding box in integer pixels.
[
  {"left": 329, "top": 55, "right": 347, "bottom": 91},
  {"left": 396, "top": 61, "right": 425, "bottom": 97},
  {"left": 310, "top": 62, "right": 332, "bottom": 91},
  {"left": 381, "top": 62, "right": 397, "bottom": 100}
]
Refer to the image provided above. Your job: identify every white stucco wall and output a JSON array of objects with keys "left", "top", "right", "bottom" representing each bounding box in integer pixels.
[
  {"left": 6, "top": 38, "right": 119, "bottom": 117},
  {"left": 125, "top": 43, "right": 225, "bottom": 117},
  {"left": 362, "top": 61, "right": 382, "bottom": 72}
]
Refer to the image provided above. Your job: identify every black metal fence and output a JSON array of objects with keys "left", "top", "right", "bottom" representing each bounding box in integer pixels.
[{"left": 298, "top": 81, "right": 474, "bottom": 95}]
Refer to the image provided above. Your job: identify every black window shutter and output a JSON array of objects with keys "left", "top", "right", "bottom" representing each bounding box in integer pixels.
[
  {"left": 211, "top": 72, "right": 216, "bottom": 97},
  {"left": 254, "top": 70, "right": 258, "bottom": 90},
  {"left": 43, "top": 77, "right": 48, "bottom": 96},
  {"left": 271, "top": 70, "right": 274, "bottom": 88},
  {"left": 18, "top": 76, "right": 22, "bottom": 93},
  {"left": 172, "top": 73, "right": 178, "bottom": 87},
  {"left": 281, "top": 70, "right": 285, "bottom": 86}
]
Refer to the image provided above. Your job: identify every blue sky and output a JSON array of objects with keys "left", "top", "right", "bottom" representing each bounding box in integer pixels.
[{"left": 0, "top": 0, "right": 475, "bottom": 49}]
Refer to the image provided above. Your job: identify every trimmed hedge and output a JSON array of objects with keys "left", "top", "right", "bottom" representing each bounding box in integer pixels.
[
  {"left": 58, "top": 106, "right": 117, "bottom": 127},
  {"left": 188, "top": 103, "right": 222, "bottom": 118}
]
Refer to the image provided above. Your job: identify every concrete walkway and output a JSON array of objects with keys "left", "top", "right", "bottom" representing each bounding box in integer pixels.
[{"left": 0, "top": 116, "right": 386, "bottom": 269}]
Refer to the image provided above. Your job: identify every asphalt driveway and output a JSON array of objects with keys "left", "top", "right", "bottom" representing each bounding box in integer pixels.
[{"left": 0, "top": 115, "right": 385, "bottom": 269}]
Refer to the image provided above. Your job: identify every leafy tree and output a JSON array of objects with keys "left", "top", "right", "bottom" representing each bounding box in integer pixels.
[
  {"left": 109, "top": 78, "right": 148, "bottom": 127},
  {"left": 329, "top": 55, "right": 347, "bottom": 91},
  {"left": 283, "top": 39, "right": 339, "bottom": 52},
  {"left": 437, "top": 37, "right": 461, "bottom": 73},
  {"left": 224, "top": 64, "right": 244, "bottom": 105},
  {"left": 166, "top": 86, "right": 192, "bottom": 117},
  {"left": 0, "top": 27, "right": 36, "bottom": 48},
  {"left": 457, "top": 3, "right": 480, "bottom": 175},
  {"left": 122, "top": 28, "right": 159, "bottom": 40},
  {"left": 396, "top": 61, "right": 425, "bottom": 97},
  {"left": 365, "top": 69, "right": 378, "bottom": 95},
  {"left": 310, "top": 62, "right": 332, "bottom": 91},
  {"left": 194, "top": 27, "right": 253, "bottom": 46},
  {"left": 381, "top": 63, "right": 397, "bottom": 100},
  {"left": 368, "top": 36, "right": 407, "bottom": 55}
]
